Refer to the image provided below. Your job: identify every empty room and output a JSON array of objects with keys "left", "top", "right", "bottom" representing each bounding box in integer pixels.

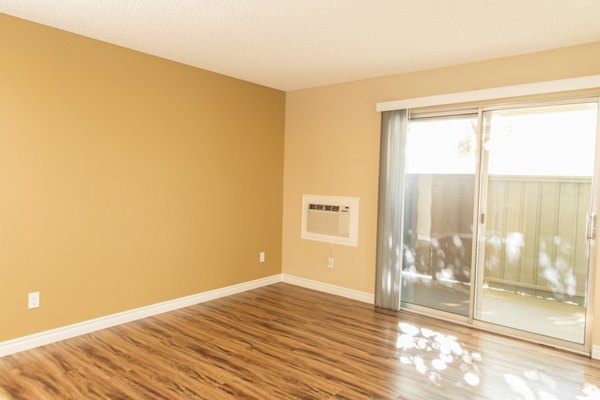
[{"left": 2, "top": 1, "right": 600, "bottom": 399}]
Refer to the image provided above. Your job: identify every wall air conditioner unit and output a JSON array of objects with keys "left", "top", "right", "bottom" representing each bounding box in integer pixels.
[{"left": 301, "top": 194, "right": 359, "bottom": 247}]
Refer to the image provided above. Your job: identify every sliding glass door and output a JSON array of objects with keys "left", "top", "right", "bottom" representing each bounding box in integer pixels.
[
  {"left": 398, "top": 98, "right": 599, "bottom": 349},
  {"left": 475, "top": 102, "right": 599, "bottom": 344},
  {"left": 401, "top": 114, "right": 477, "bottom": 317}
]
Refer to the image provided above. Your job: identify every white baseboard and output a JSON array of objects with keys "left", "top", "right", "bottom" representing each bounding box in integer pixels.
[
  {"left": 281, "top": 273, "right": 374, "bottom": 304},
  {"left": 592, "top": 345, "right": 600, "bottom": 360},
  {"left": 0, "top": 273, "right": 373, "bottom": 358},
  {"left": 0, "top": 274, "right": 280, "bottom": 357}
]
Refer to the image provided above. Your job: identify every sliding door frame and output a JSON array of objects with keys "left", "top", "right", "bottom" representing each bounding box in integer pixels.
[
  {"left": 399, "top": 95, "right": 600, "bottom": 356},
  {"left": 469, "top": 108, "right": 485, "bottom": 325}
]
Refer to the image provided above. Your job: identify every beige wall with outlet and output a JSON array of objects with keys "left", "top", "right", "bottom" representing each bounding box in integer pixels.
[
  {"left": 0, "top": 14, "right": 285, "bottom": 342},
  {"left": 282, "top": 41, "right": 600, "bottom": 341}
]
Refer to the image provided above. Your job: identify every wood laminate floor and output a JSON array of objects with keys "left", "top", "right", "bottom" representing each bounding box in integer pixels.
[{"left": 1, "top": 283, "right": 600, "bottom": 399}]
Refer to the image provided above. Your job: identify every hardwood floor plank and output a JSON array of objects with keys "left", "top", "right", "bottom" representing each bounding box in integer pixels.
[{"left": 1, "top": 283, "right": 600, "bottom": 399}]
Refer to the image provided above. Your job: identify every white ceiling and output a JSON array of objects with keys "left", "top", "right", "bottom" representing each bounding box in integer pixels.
[{"left": 2, "top": 1, "right": 600, "bottom": 91}]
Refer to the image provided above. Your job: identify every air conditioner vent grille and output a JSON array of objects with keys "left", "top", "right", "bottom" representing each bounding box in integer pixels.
[
  {"left": 301, "top": 195, "right": 359, "bottom": 247},
  {"left": 308, "top": 204, "right": 346, "bottom": 212}
]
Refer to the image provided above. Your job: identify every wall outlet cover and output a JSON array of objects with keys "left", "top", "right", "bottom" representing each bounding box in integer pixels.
[{"left": 28, "top": 292, "right": 40, "bottom": 309}]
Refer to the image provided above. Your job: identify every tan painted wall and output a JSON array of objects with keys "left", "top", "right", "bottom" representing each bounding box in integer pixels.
[
  {"left": 282, "top": 42, "right": 600, "bottom": 342},
  {"left": 0, "top": 14, "right": 285, "bottom": 342}
]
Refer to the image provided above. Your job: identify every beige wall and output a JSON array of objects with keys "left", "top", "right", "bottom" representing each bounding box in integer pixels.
[
  {"left": 0, "top": 14, "right": 285, "bottom": 342},
  {"left": 282, "top": 42, "right": 600, "bottom": 341}
]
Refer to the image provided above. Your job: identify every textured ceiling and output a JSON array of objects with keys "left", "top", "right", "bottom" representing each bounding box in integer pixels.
[{"left": 1, "top": 1, "right": 600, "bottom": 91}]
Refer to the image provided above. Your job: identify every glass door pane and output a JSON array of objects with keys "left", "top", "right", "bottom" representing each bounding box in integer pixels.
[
  {"left": 475, "top": 102, "right": 598, "bottom": 343},
  {"left": 401, "top": 114, "right": 478, "bottom": 316}
]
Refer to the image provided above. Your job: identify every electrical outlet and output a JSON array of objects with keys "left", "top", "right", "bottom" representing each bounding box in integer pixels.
[
  {"left": 259, "top": 251, "right": 265, "bottom": 263},
  {"left": 328, "top": 256, "right": 334, "bottom": 268},
  {"left": 28, "top": 292, "right": 40, "bottom": 309}
]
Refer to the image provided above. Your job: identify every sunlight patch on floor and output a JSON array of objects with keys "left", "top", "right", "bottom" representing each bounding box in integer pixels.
[{"left": 395, "top": 322, "right": 482, "bottom": 387}]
